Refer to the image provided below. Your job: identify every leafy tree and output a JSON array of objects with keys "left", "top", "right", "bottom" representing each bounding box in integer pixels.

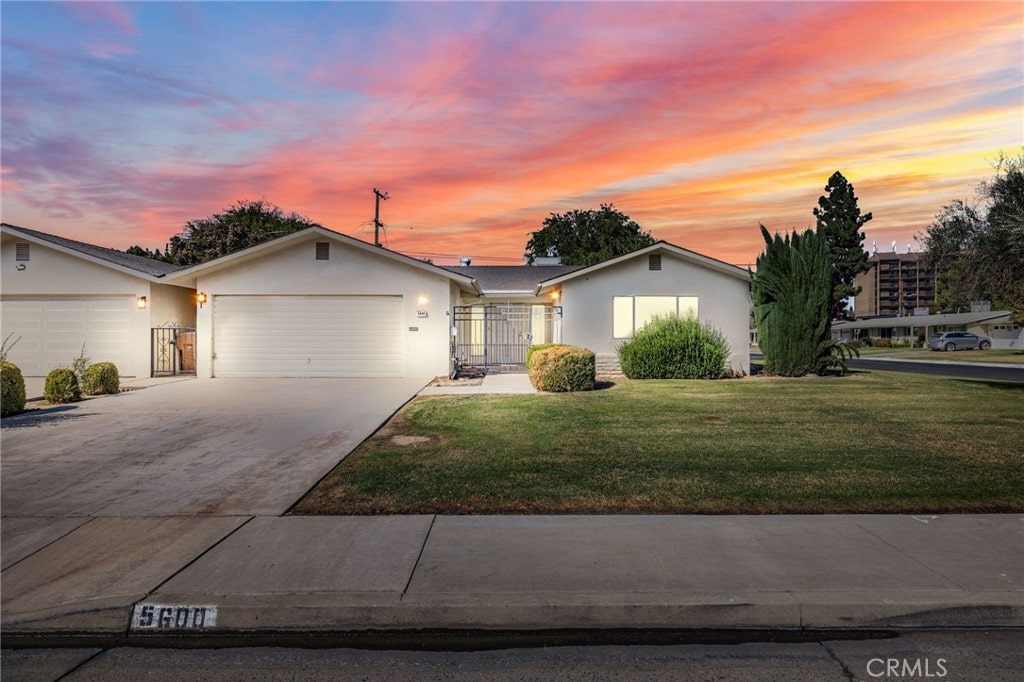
[
  {"left": 813, "top": 171, "right": 873, "bottom": 320},
  {"left": 524, "top": 204, "right": 654, "bottom": 266},
  {"left": 167, "top": 200, "right": 321, "bottom": 266},
  {"left": 921, "top": 152, "right": 1024, "bottom": 320},
  {"left": 920, "top": 200, "right": 983, "bottom": 313},
  {"left": 124, "top": 245, "right": 173, "bottom": 263},
  {"left": 751, "top": 225, "right": 856, "bottom": 376}
]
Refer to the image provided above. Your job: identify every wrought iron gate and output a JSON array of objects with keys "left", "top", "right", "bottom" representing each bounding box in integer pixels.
[
  {"left": 452, "top": 304, "right": 562, "bottom": 370},
  {"left": 151, "top": 326, "right": 197, "bottom": 376}
]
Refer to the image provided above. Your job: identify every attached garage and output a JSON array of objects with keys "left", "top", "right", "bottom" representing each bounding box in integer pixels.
[
  {"left": 1, "top": 296, "right": 134, "bottom": 376},
  {"left": 212, "top": 294, "right": 404, "bottom": 378}
]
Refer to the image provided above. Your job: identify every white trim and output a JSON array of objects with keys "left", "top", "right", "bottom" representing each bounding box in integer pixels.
[
  {"left": 1, "top": 224, "right": 167, "bottom": 283},
  {"left": 536, "top": 241, "right": 750, "bottom": 294},
  {"left": 163, "top": 226, "right": 479, "bottom": 293}
]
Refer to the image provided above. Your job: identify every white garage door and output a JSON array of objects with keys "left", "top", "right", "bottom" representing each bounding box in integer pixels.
[
  {"left": 1, "top": 296, "right": 134, "bottom": 376},
  {"left": 212, "top": 295, "right": 405, "bottom": 377}
]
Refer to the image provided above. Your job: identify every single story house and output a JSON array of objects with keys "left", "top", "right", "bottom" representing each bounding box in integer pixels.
[
  {"left": 831, "top": 311, "right": 1023, "bottom": 349},
  {"left": 1, "top": 223, "right": 196, "bottom": 378},
  {"left": 2, "top": 224, "right": 752, "bottom": 379}
]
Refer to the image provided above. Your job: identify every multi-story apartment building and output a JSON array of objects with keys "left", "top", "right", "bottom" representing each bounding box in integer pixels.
[{"left": 854, "top": 250, "right": 936, "bottom": 318}]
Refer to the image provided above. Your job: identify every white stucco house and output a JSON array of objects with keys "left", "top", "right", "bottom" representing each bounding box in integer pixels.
[
  {"left": 1, "top": 224, "right": 196, "bottom": 378},
  {"left": 2, "top": 224, "right": 752, "bottom": 379}
]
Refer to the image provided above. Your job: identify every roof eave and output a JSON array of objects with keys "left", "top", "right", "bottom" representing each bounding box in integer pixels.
[
  {"left": 1, "top": 224, "right": 171, "bottom": 283},
  {"left": 162, "top": 226, "right": 480, "bottom": 292},
  {"left": 535, "top": 241, "right": 750, "bottom": 293}
]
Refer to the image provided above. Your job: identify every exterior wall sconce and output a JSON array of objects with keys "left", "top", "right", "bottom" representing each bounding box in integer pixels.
[
  {"left": 136, "top": 296, "right": 147, "bottom": 310},
  {"left": 196, "top": 292, "right": 208, "bottom": 308},
  {"left": 550, "top": 291, "right": 561, "bottom": 302},
  {"left": 417, "top": 294, "right": 429, "bottom": 305}
]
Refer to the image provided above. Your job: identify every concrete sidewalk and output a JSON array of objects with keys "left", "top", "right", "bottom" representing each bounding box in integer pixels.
[{"left": 2, "top": 514, "right": 1021, "bottom": 642}]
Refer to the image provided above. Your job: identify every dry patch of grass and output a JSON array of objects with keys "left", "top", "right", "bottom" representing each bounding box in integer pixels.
[{"left": 293, "top": 371, "right": 1024, "bottom": 515}]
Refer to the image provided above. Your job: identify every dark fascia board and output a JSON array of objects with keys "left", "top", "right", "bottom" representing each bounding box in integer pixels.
[
  {"left": 1, "top": 223, "right": 180, "bottom": 283},
  {"left": 534, "top": 241, "right": 751, "bottom": 294},
  {"left": 162, "top": 226, "right": 480, "bottom": 294}
]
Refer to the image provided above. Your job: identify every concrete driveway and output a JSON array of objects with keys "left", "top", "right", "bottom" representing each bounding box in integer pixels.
[{"left": 1, "top": 377, "right": 428, "bottom": 517}]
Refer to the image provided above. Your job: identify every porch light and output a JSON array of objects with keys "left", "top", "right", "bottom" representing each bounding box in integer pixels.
[
  {"left": 417, "top": 294, "right": 429, "bottom": 305},
  {"left": 196, "top": 292, "right": 208, "bottom": 308},
  {"left": 550, "top": 291, "right": 560, "bottom": 301},
  {"left": 136, "top": 296, "right": 147, "bottom": 310}
]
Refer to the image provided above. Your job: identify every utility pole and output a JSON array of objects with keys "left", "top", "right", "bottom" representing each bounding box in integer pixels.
[{"left": 373, "top": 188, "right": 390, "bottom": 247}]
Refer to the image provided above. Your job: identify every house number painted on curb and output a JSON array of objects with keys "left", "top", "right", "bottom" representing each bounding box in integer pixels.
[{"left": 131, "top": 604, "right": 217, "bottom": 630}]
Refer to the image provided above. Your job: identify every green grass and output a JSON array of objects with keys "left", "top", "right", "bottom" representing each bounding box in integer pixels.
[
  {"left": 857, "top": 347, "right": 1024, "bottom": 364},
  {"left": 294, "top": 371, "right": 1024, "bottom": 515}
]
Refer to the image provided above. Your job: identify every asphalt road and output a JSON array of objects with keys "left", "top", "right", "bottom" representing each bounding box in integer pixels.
[
  {"left": 750, "top": 353, "right": 1024, "bottom": 383},
  {"left": 4, "top": 631, "right": 1021, "bottom": 681}
]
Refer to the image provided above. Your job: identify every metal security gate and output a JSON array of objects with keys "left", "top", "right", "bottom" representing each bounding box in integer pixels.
[
  {"left": 152, "top": 326, "right": 197, "bottom": 376},
  {"left": 452, "top": 304, "right": 562, "bottom": 371}
]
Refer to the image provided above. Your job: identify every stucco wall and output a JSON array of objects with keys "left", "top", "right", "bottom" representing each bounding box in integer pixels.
[
  {"left": 1, "top": 235, "right": 155, "bottom": 377},
  {"left": 2, "top": 234, "right": 150, "bottom": 296},
  {"left": 193, "top": 235, "right": 457, "bottom": 378},
  {"left": 150, "top": 282, "right": 196, "bottom": 328},
  {"left": 560, "top": 254, "right": 751, "bottom": 373}
]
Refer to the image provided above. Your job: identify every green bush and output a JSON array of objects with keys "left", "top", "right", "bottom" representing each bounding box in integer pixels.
[
  {"left": 618, "top": 315, "right": 731, "bottom": 379},
  {"left": 1, "top": 361, "right": 27, "bottom": 417},
  {"left": 44, "top": 367, "right": 80, "bottom": 404},
  {"left": 82, "top": 362, "right": 120, "bottom": 395},
  {"left": 527, "top": 345, "right": 595, "bottom": 392}
]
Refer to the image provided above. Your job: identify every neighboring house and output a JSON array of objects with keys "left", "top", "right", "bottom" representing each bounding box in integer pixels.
[
  {"left": 1, "top": 224, "right": 196, "bottom": 378},
  {"left": 163, "top": 227, "right": 478, "bottom": 379},
  {"left": 535, "top": 243, "right": 752, "bottom": 374},
  {"left": 3, "top": 224, "right": 753, "bottom": 379},
  {"left": 832, "top": 311, "right": 1023, "bottom": 349}
]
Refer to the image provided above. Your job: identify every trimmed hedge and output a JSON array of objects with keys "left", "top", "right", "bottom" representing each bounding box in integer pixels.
[
  {"left": 44, "top": 367, "right": 80, "bottom": 404},
  {"left": 525, "top": 343, "right": 561, "bottom": 366},
  {"left": 618, "top": 315, "right": 730, "bottom": 379},
  {"left": 527, "top": 344, "right": 595, "bottom": 392},
  {"left": 1, "top": 361, "right": 27, "bottom": 417},
  {"left": 82, "top": 362, "right": 120, "bottom": 395}
]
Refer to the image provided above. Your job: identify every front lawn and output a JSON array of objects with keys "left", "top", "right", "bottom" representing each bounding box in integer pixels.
[{"left": 294, "top": 372, "right": 1024, "bottom": 515}]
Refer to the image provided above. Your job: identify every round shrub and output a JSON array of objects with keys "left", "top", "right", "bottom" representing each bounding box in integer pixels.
[
  {"left": 44, "top": 367, "right": 80, "bottom": 404},
  {"left": 82, "top": 362, "right": 120, "bottom": 395},
  {"left": 527, "top": 344, "right": 595, "bottom": 392},
  {"left": 525, "top": 343, "right": 561, "bottom": 367},
  {"left": 1, "top": 361, "right": 27, "bottom": 417},
  {"left": 618, "top": 315, "right": 730, "bottom": 379}
]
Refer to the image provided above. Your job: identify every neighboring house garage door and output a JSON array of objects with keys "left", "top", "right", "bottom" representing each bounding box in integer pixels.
[
  {"left": 0, "top": 296, "right": 133, "bottom": 376},
  {"left": 212, "top": 295, "right": 404, "bottom": 378}
]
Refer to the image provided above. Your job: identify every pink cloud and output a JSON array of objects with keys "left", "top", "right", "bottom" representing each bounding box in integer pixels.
[
  {"left": 66, "top": 1, "right": 140, "bottom": 37},
  {"left": 3, "top": 2, "right": 1020, "bottom": 268}
]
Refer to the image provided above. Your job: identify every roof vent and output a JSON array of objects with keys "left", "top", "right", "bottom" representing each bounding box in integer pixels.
[
  {"left": 649, "top": 254, "right": 662, "bottom": 271},
  {"left": 16, "top": 243, "right": 30, "bottom": 261},
  {"left": 460, "top": 256, "right": 472, "bottom": 266},
  {"left": 315, "top": 242, "right": 330, "bottom": 260}
]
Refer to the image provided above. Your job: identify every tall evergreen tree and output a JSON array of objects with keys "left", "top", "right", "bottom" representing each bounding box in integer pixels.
[
  {"left": 813, "top": 172, "right": 873, "bottom": 320},
  {"left": 751, "top": 225, "right": 834, "bottom": 377}
]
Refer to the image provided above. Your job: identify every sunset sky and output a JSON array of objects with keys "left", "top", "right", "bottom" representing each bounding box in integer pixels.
[{"left": 2, "top": 2, "right": 1021, "bottom": 266}]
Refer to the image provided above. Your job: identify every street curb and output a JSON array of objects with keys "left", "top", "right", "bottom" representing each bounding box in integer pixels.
[{"left": 4, "top": 591, "right": 1020, "bottom": 641}]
